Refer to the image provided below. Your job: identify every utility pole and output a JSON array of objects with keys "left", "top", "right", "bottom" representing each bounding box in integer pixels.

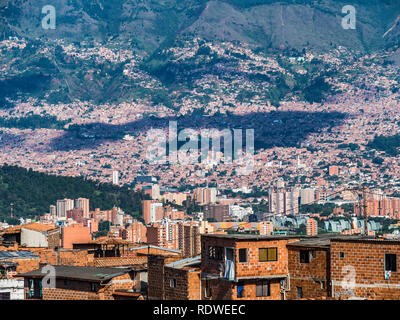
[
  {"left": 10, "top": 202, "right": 13, "bottom": 218},
  {"left": 362, "top": 186, "right": 368, "bottom": 236}
]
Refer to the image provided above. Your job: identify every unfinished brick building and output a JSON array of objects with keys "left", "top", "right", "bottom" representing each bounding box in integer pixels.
[
  {"left": 331, "top": 237, "right": 400, "bottom": 300},
  {"left": 163, "top": 255, "right": 201, "bottom": 300},
  {"left": 200, "top": 234, "right": 301, "bottom": 300},
  {"left": 20, "top": 265, "right": 143, "bottom": 300},
  {"left": 147, "top": 252, "right": 182, "bottom": 300},
  {"left": 286, "top": 237, "right": 331, "bottom": 300}
]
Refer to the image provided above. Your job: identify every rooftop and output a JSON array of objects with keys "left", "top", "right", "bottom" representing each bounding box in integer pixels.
[
  {"left": 166, "top": 255, "right": 201, "bottom": 269},
  {"left": 18, "top": 265, "right": 132, "bottom": 282},
  {"left": 2, "top": 223, "right": 56, "bottom": 234},
  {"left": 21, "top": 223, "right": 57, "bottom": 232},
  {"left": 0, "top": 251, "right": 39, "bottom": 260},
  {"left": 201, "top": 234, "right": 301, "bottom": 241}
]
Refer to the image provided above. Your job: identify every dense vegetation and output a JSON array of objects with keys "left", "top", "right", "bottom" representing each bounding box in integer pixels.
[
  {"left": 299, "top": 202, "right": 353, "bottom": 216},
  {"left": 0, "top": 165, "right": 147, "bottom": 224},
  {"left": 367, "top": 134, "right": 400, "bottom": 156},
  {"left": 0, "top": 114, "right": 69, "bottom": 130}
]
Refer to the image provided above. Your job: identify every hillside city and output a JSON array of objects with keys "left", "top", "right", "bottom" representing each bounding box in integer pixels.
[{"left": 2, "top": 0, "right": 400, "bottom": 303}]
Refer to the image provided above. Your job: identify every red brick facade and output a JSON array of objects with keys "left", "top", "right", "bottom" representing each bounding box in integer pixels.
[
  {"left": 164, "top": 266, "right": 201, "bottom": 300},
  {"left": 331, "top": 239, "right": 400, "bottom": 299},
  {"left": 24, "top": 272, "right": 136, "bottom": 300},
  {"left": 287, "top": 245, "right": 330, "bottom": 300},
  {"left": 200, "top": 235, "right": 300, "bottom": 300}
]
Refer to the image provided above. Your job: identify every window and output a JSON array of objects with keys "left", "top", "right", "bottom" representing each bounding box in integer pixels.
[
  {"left": 28, "top": 279, "right": 42, "bottom": 299},
  {"left": 208, "top": 246, "right": 215, "bottom": 259},
  {"left": 239, "top": 248, "right": 247, "bottom": 263},
  {"left": 204, "top": 280, "right": 212, "bottom": 298},
  {"left": 0, "top": 292, "right": 10, "bottom": 300},
  {"left": 208, "top": 246, "right": 223, "bottom": 260},
  {"left": 215, "top": 246, "right": 224, "bottom": 261},
  {"left": 259, "top": 248, "right": 278, "bottom": 262},
  {"left": 339, "top": 252, "right": 345, "bottom": 259},
  {"left": 385, "top": 254, "right": 397, "bottom": 272},
  {"left": 170, "top": 278, "right": 177, "bottom": 288},
  {"left": 64, "top": 280, "right": 70, "bottom": 286},
  {"left": 237, "top": 282, "right": 244, "bottom": 298},
  {"left": 300, "top": 250, "right": 314, "bottom": 264},
  {"left": 297, "top": 287, "right": 303, "bottom": 299},
  {"left": 256, "top": 280, "right": 271, "bottom": 297},
  {"left": 90, "top": 283, "right": 98, "bottom": 292}
]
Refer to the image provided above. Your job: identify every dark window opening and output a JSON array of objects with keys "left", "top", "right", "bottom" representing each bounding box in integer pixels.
[
  {"left": 90, "top": 283, "right": 98, "bottom": 292},
  {"left": 300, "top": 250, "right": 314, "bottom": 264},
  {"left": 256, "top": 280, "right": 271, "bottom": 297},
  {"left": 239, "top": 248, "right": 247, "bottom": 263},
  {"left": 237, "top": 282, "right": 244, "bottom": 298},
  {"left": 215, "top": 246, "right": 224, "bottom": 260},
  {"left": 28, "top": 279, "right": 42, "bottom": 299},
  {"left": 170, "top": 278, "right": 177, "bottom": 288},
  {"left": 208, "top": 246, "right": 223, "bottom": 260},
  {"left": 297, "top": 287, "right": 303, "bottom": 299},
  {"left": 0, "top": 292, "right": 10, "bottom": 300},
  {"left": 339, "top": 252, "right": 345, "bottom": 259},
  {"left": 385, "top": 253, "right": 397, "bottom": 272},
  {"left": 204, "top": 280, "right": 212, "bottom": 298}
]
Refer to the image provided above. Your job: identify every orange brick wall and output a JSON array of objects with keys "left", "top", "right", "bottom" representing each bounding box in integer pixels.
[
  {"left": 200, "top": 236, "right": 300, "bottom": 300},
  {"left": 234, "top": 280, "right": 281, "bottom": 300},
  {"left": 62, "top": 224, "right": 91, "bottom": 249},
  {"left": 235, "top": 239, "right": 296, "bottom": 278},
  {"left": 26, "top": 273, "right": 135, "bottom": 300},
  {"left": 14, "top": 258, "right": 40, "bottom": 274},
  {"left": 200, "top": 237, "right": 235, "bottom": 274},
  {"left": 331, "top": 240, "right": 400, "bottom": 299},
  {"left": 287, "top": 246, "right": 330, "bottom": 300},
  {"left": 164, "top": 267, "right": 201, "bottom": 300},
  {"left": 201, "top": 279, "right": 233, "bottom": 300},
  {"left": 201, "top": 236, "right": 299, "bottom": 278},
  {"left": 147, "top": 255, "right": 182, "bottom": 299}
]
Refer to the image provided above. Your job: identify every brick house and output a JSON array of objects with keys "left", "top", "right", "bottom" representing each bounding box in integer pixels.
[
  {"left": 200, "top": 234, "right": 300, "bottom": 300},
  {"left": 0, "top": 251, "right": 40, "bottom": 300},
  {"left": 20, "top": 224, "right": 60, "bottom": 249},
  {"left": 164, "top": 255, "right": 201, "bottom": 300},
  {"left": 147, "top": 253, "right": 183, "bottom": 300},
  {"left": 286, "top": 237, "right": 331, "bottom": 300},
  {"left": 330, "top": 237, "right": 400, "bottom": 300},
  {"left": 20, "top": 265, "right": 141, "bottom": 300}
]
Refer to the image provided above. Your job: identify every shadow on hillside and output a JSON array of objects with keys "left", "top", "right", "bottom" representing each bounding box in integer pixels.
[{"left": 49, "top": 111, "right": 349, "bottom": 152}]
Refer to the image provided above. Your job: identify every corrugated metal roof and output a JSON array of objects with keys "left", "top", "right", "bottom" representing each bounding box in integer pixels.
[
  {"left": 166, "top": 255, "right": 201, "bottom": 269},
  {"left": 0, "top": 251, "right": 39, "bottom": 260},
  {"left": 19, "top": 265, "right": 132, "bottom": 282}
]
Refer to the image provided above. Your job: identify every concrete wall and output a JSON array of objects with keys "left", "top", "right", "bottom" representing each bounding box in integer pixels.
[
  {"left": 0, "top": 278, "right": 24, "bottom": 300},
  {"left": 21, "top": 228, "right": 48, "bottom": 248}
]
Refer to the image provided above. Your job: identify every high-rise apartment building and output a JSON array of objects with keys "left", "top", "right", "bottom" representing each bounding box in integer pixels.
[
  {"left": 306, "top": 218, "right": 318, "bottom": 236},
  {"left": 49, "top": 205, "right": 56, "bottom": 217},
  {"left": 142, "top": 200, "right": 164, "bottom": 225},
  {"left": 56, "top": 199, "right": 74, "bottom": 218},
  {"left": 193, "top": 188, "right": 217, "bottom": 205},
  {"left": 112, "top": 170, "right": 119, "bottom": 185},
  {"left": 74, "top": 198, "right": 90, "bottom": 218},
  {"left": 300, "top": 188, "right": 315, "bottom": 205},
  {"left": 203, "top": 203, "right": 230, "bottom": 222},
  {"left": 146, "top": 220, "right": 200, "bottom": 257},
  {"left": 259, "top": 221, "right": 274, "bottom": 235}
]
